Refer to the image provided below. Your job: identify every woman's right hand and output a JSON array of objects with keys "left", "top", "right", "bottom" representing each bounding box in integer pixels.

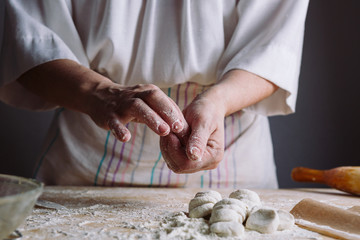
[
  {"left": 17, "top": 59, "right": 188, "bottom": 142},
  {"left": 88, "top": 82, "right": 189, "bottom": 142}
]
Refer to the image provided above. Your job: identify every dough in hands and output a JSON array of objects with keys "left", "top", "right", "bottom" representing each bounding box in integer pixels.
[
  {"left": 188, "top": 190, "right": 222, "bottom": 218},
  {"left": 229, "top": 189, "right": 262, "bottom": 211},
  {"left": 245, "top": 208, "right": 280, "bottom": 234},
  {"left": 209, "top": 198, "right": 247, "bottom": 237}
]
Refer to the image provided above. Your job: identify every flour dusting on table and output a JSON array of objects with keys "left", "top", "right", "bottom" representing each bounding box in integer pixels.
[
  {"left": 20, "top": 203, "right": 320, "bottom": 240},
  {"left": 18, "top": 187, "right": 354, "bottom": 239}
]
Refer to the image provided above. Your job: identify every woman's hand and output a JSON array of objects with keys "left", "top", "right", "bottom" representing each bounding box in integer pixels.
[
  {"left": 17, "top": 59, "right": 188, "bottom": 142},
  {"left": 160, "top": 69, "right": 278, "bottom": 173},
  {"left": 160, "top": 91, "right": 225, "bottom": 173},
  {"left": 89, "top": 82, "right": 188, "bottom": 142}
]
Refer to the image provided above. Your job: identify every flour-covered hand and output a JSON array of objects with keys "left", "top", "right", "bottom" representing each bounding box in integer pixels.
[
  {"left": 89, "top": 82, "right": 187, "bottom": 142},
  {"left": 160, "top": 91, "right": 225, "bottom": 173}
]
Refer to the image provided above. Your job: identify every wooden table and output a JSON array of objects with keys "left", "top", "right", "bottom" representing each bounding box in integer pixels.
[{"left": 17, "top": 187, "right": 360, "bottom": 239}]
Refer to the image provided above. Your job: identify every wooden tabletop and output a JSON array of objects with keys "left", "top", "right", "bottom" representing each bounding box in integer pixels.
[{"left": 17, "top": 187, "right": 360, "bottom": 239}]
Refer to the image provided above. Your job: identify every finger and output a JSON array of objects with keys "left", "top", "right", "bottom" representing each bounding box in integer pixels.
[
  {"left": 160, "top": 133, "right": 206, "bottom": 173},
  {"left": 107, "top": 117, "right": 131, "bottom": 142},
  {"left": 160, "top": 133, "right": 187, "bottom": 172},
  {"left": 125, "top": 98, "right": 171, "bottom": 136},
  {"left": 160, "top": 133, "right": 202, "bottom": 173},
  {"left": 173, "top": 114, "right": 190, "bottom": 147},
  {"left": 186, "top": 126, "right": 212, "bottom": 162},
  {"left": 137, "top": 86, "right": 186, "bottom": 133}
]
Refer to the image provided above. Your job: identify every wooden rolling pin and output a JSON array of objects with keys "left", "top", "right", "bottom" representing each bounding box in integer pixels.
[
  {"left": 290, "top": 198, "right": 360, "bottom": 240},
  {"left": 291, "top": 166, "right": 360, "bottom": 195}
]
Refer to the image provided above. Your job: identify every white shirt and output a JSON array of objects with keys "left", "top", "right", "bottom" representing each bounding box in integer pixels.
[{"left": 0, "top": 0, "right": 308, "bottom": 188}]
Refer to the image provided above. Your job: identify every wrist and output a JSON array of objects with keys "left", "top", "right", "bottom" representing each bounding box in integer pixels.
[
  {"left": 199, "top": 85, "right": 229, "bottom": 117},
  {"left": 80, "top": 74, "right": 118, "bottom": 118},
  {"left": 210, "top": 69, "right": 278, "bottom": 116}
]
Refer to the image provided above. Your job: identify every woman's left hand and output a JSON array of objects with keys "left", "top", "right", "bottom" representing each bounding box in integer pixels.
[
  {"left": 160, "top": 91, "right": 225, "bottom": 173},
  {"left": 160, "top": 69, "right": 279, "bottom": 173}
]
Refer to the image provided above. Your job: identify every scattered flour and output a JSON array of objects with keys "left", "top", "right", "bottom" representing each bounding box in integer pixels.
[
  {"left": 16, "top": 188, "right": 325, "bottom": 240},
  {"left": 19, "top": 204, "right": 322, "bottom": 240}
]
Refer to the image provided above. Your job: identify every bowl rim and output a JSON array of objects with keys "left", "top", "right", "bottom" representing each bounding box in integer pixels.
[{"left": 0, "top": 174, "right": 44, "bottom": 204}]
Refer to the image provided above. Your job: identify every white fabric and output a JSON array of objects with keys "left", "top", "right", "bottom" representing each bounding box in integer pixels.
[{"left": 0, "top": 0, "right": 308, "bottom": 188}]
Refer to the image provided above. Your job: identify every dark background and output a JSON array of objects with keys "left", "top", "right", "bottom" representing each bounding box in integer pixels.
[{"left": 1, "top": 1, "right": 359, "bottom": 188}]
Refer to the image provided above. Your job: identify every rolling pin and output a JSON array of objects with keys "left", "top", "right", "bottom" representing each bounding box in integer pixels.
[
  {"left": 291, "top": 166, "right": 360, "bottom": 195},
  {"left": 290, "top": 198, "right": 360, "bottom": 240}
]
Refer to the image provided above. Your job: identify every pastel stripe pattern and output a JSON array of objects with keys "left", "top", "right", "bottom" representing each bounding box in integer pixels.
[
  {"left": 149, "top": 152, "right": 162, "bottom": 186},
  {"left": 102, "top": 137, "right": 117, "bottom": 185},
  {"left": 93, "top": 82, "right": 245, "bottom": 188},
  {"left": 130, "top": 125, "right": 147, "bottom": 185},
  {"left": 120, "top": 123, "right": 138, "bottom": 184},
  {"left": 111, "top": 133, "right": 127, "bottom": 185},
  {"left": 94, "top": 130, "right": 111, "bottom": 186}
]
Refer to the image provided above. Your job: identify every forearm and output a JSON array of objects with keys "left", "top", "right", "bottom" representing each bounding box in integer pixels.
[
  {"left": 204, "top": 69, "right": 279, "bottom": 116},
  {"left": 17, "top": 59, "right": 188, "bottom": 141},
  {"left": 17, "top": 59, "right": 113, "bottom": 114}
]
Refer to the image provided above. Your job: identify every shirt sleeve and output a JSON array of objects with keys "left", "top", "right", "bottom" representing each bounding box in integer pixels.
[
  {"left": 218, "top": 0, "right": 309, "bottom": 116},
  {"left": 0, "top": 0, "right": 88, "bottom": 110}
]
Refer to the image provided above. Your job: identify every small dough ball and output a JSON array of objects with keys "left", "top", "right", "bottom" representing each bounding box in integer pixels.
[
  {"left": 210, "top": 221, "right": 245, "bottom": 237},
  {"left": 189, "top": 190, "right": 222, "bottom": 211},
  {"left": 210, "top": 208, "right": 243, "bottom": 224},
  {"left": 194, "top": 190, "right": 222, "bottom": 200},
  {"left": 229, "top": 189, "right": 262, "bottom": 210},
  {"left": 189, "top": 203, "right": 214, "bottom": 218},
  {"left": 277, "top": 209, "right": 295, "bottom": 231},
  {"left": 245, "top": 208, "right": 279, "bottom": 234},
  {"left": 210, "top": 198, "right": 247, "bottom": 224},
  {"left": 188, "top": 190, "right": 222, "bottom": 218}
]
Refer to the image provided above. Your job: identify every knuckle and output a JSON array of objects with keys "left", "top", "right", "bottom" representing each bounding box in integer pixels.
[
  {"left": 129, "top": 98, "right": 143, "bottom": 109},
  {"left": 145, "top": 84, "right": 160, "bottom": 91},
  {"left": 143, "top": 88, "right": 163, "bottom": 101},
  {"left": 133, "top": 85, "right": 163, "bottom": 101},
  {"left": 107, "top": 86, "right": 122, "bottom": 95},
  {"left": 132, "top": 84, "right": 144, "bottom": 90},
  {"left": 133, "top": 84, "right": 159, "bottom": 91}
]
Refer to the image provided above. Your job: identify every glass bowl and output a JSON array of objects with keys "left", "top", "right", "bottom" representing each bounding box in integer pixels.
[{"left": 0, "top": 174, "right": 43, "bottom": 239}]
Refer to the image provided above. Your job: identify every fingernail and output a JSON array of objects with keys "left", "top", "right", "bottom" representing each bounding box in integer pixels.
[
  {"left": 190, "top": 147, "right": 201, "bottom": 161},
  {"left": 172, "top": 120, "right": 183, "bottom": 133},
  {"left": 118, "top": 129, "right": 130, "bottom": 142},
  {"left": 158, "top": 123, "right": 170, "bottom": 135},
  {"left": 121, "top": 133, "right": 128, "bottom": 142}
]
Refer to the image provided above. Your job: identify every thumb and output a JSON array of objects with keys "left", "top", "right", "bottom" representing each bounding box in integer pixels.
[{"left": 186, "top": 125, "right": 211, "bottom": 162}]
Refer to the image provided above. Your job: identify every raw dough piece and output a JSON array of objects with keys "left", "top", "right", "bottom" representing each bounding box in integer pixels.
[
  {"left": 188, "top": 203, "right": 214, "bottom": 219},
  {"left": 245, "top": 208, "right": 279, "bottom": 234},
  {"left": 277, "top": 209, "right": 295, "bottom": 231},
  {"left": 229, "top": 189, "right": 262, "bottom": 211},
  {"left": 188, "top": 190, "right": 222, "bottom": 218},
  {"left": 209, "top": 198, "right": 248, "bottom": 224},
  {"left": 209, "top": 198, "right": 247, "bottom": 237},
  {"left": 210, "top": 221, "right": 245, "bottom": 237}
]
